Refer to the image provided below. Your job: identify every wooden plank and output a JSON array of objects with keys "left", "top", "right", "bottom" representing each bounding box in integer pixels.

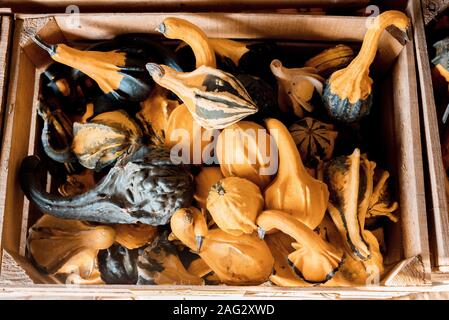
[
  {"left": 413, "top": 0, "right": 449, "bottom": 270},
  {"left": 0, "top": 15, "right": 13, "bottom": 150},
  {"left": 422, "top": 0, "right": 449, "bottom": 25}
]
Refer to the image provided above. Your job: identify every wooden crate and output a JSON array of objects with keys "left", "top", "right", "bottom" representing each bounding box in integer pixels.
[
  {"left": 0, "top": 14, "right": 13, "bottom": 150},
  {"left": 0, "top": 5, "right": 433, "bottom": 297},
  {"left": 414, "top": 0, "right": 449, "bottom": 275}
]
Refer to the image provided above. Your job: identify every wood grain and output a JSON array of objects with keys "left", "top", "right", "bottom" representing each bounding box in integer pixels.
[{"left": 0, "top": 15, "right": 12, "bottom": 150}]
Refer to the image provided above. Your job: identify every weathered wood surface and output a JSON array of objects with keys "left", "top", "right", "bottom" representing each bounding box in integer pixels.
[{"left": 422, "top": 0, "right": 449, "bottom": 25}]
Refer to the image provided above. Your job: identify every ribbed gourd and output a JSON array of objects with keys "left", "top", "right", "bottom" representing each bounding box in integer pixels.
[
  {"left": 28, "top": 215, "right": 115, "bottom": 280},
  {"left": 156, "top": 17, "right": 216, "bottom": 68},
  {"left": 72, "top": 110, "right": 143, "bottom": 171},
  {"left": 170, "top": 207, "right": 274, "bottom": 285},
  {"left": 32, "top": 36, "right": 153, "bottom": 102},
  {"left": 207, "top": 177, "right": 264, "bottom": 236},
  {"left": 289, "top": 117, "right": 338, "bottom": 165},
  {"left": 20, "top": 146, "right": 194, "bottom": 225},
  {"left": 305, "top": 45, "right": 354, "bottom": 78},
  {"left": 263, "top": 118, "right": 329, "bottom": 230},
  {"left": 323, "top": 11, "right": 410, "bottom": 123},
  {"left": 146, "top": 63, "right": 258, "bottom": 130},
  {"left": 216, "top": 121, "right": 277, "bottom": 189},
  {"left": 270, "top": 59, "right": 324, "bottom": 118},
  {"left": 257, "top": 210, "right": 345, "bottom": 284}
]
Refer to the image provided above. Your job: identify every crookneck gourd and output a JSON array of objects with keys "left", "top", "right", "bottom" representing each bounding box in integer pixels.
[
  {"left": 209, "top": 38, "right": 277, "bottom": 81},
  {"left": 270, "top": 59, "right": 324, "bottom": 117},
  {"left": 27, "top": 214, "right": 115, "bottom": 279},
  {"left": 156, "top": 17, "right": 216, "bottom": 68},
  {"left": 38, "top": 102, "right": 76, "bottom": 164},
  {"left": 137, "top": 232, "right": 204, "bottom": 285},
  {"left": 216, "top": 121, "right": 277, "bottom": 189},
  {"left": 264, "top": 118, "right": 329, "bottom": 230},
  {"left": 113, "top": 223, "right": 158, "bottom": 249},
  {"left": 165, "top": 104, "right": 218, "bottom": 165},
  {"left": 257, "top": 210, "right": 345, "bottom": 284},
  {"left": 72, "top": 109, "right": 143, "bottom": 170},
  {"left": 20, "top": 146, "right": 194, "bottom": 225},
  {"left": 323, "top": 148, "right": 375, "bottom": 261},
  {"left": 305, "top": 45, "right": 355, "bottom": 78},
  {"left": 194, "top": 167, "right": 224, "bottom": 209},
  {"left": 289, "top": 117, "right": 338, "bottom": 165},
  {"left": 322, "top": 11, "right": 410, "bottom": 122},
  {"left": 146, "top": 63, "right": 258, "bottom": 130},
  {"left": 207, "top": 177, "right": 264, "bottom": 236},
  {"left": 432, "top": 37, "right": 449, "bottom": 82},
  {"left": 136, "top": 85, "right": 180, "bottom": 143},
  {"left": 170, "top": 207, "right": 274, "bottom": 285},
  {"left": 32, "top": 36, "right": 153, "bottom": 102}
]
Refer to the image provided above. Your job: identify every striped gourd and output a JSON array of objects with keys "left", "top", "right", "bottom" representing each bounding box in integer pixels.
[
  {"left": 146, "top": 63, "right": 258, "bottom": 130},
  {"left": 289, "top": 117, "right": 338, "bottom": 164}
]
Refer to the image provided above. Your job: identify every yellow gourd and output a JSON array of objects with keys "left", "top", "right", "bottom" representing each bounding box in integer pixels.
[{"left": 264, "top": 118, "right": 329, "bottom": 229}]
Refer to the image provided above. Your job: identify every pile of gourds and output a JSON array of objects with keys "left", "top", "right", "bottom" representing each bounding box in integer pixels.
[{"left": 20, "top": 12, "right": 407, "bottom": 286}]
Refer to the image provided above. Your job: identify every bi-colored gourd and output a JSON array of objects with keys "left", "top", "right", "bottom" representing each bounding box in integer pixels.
[
  {"left": 72, "top": 110, "right": 143, "bottom": 170},
  {"left": 194, "top": 167, "right": 224, "bottom": 209},
  {"left": 216, "top": 121, "right": 276, "bottom": 189},
  {"left": 20, "top": 146, "right": 194, "bottom": 225},
  {"left": 28, "top": 214, "right": 115, "bottom": 279},
  {"left": 207, "top": 177, "right": 264, "bottom": 236},
  {"left": 32, "top": 36, "right": 153, "bottom": 102},
  {"left": 165, "top": 104, "right": 217, "bottom": 164},
  {"left": 264, "top": 118, "right": 329, "bottom": 230},
  {"left": 323, "top": 11, "right": 409, "bottom": 122},
  {"left": 257, "top": 210, "right": 345, "bottom": 284},
  {"left": 432, "top": 37, "right": 449, "bottom": 82},
  {"left": 289, "top": 117, "right": 338, "bottom": 164},
  {"left": 170, "top": 207, "right": 274, "bottom": 285},
  {"left": 157, "top": 17, "right": 216, "bottom": 68},
  {"left": 270, "top": 59, "right": 324, "bottom": 117},
  {"left": 137, "top": 233, "right": 204, "bottom": 285},
  {"left": 323, "top": 149, "right": 374, "bottom": 261},
  {"left": 305, "top": 45, "right": 354, "bottom": 78},
  {"left": 113, "top": 224, "right": 158, "bottom": 249},
  {"left": 146, "top": 63, "right": 258, "bottom": 130}
]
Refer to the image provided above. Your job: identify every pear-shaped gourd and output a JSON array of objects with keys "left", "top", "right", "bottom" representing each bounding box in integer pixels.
[
  {"left": 323, "top": 11, "right": 409, "bottom": 122},
  {"left": 207, "top": 177, "right": 264, "bottom": 236},
  {"left": 28, "top": 214, "right": 115, "bottom": 279},
  {"left": 264, "top": 118, "right": 329, "bottom": 230},
  {"left": 146, "top": 63, "right": 258, "bottom": 130},
  {"left": 170, "top": 207, "right": 274, "bottom": 285},
  {"left": 270, "top": 59, "right": 324, "bottom": 117},
  {"left": 257, "top": 210, "right": 345, "bottom": 284},
  {"left": 157, "top": 17, "right": 216, "bottom": 68},
  {"left": 32, "top": 36, "right": 153, "bottom": 102},
  {"left": 216, "top": 121, "right": 277, "bottom": 189}
]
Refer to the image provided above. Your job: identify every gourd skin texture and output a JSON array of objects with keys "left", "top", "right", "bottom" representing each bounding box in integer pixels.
[
  {"left": 146, "top": 63, "right": 258, "bottom": 130},
  {"left": 289, "top": 117, "right": 338, "bottom": 164},
  {"left": 98, "top": 243, "right": 140, "bottom": 284},
  {"left": 137, "top": 233, "right": 204, "bottom": 285},
  {"left": 207, "top": 177, "right": 264, "bottom": 236},
  {"left": 194, "top": 167, "right": 224, "bottom": 209},
  {"left": 323, "top": 149, "right": 374, "bottom": 261},
  {"left": 264, "top": 118, "right": 329, "bottom": 230},
  {"left": 257, "top": 210, "right": 344, "bottom": 284},
  {"left": 157, "top": 17, "right": 216, "bottom": 68},
  {"left": 113, "top": 224, "right": 158, "bottom": 249},
  {"left": 72, "top": 110, "right": 143, "bottom": 170},
  {"left": 165, "top": 104, "right": 217, "bottom": 164},
  {"left": 33, "top": 36, "right": 153, "bottom": 102},
  {"left": 216, "top": 121, "right": 276, "bottom": 189},
  {"left": 323, "top": 11, "right": 409, "bottom": 123},
  {"left": 20, "top": 146, "right": 194, "bottom": 225},
  {"left": 170, "top": 207, "right": 274, "bottom": 285},
  {"left": 305, "top": 45, "right": 355, "bottom": 78},
  {"left": 28, "top": 214, "right": 115, "bottom": 279}
]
